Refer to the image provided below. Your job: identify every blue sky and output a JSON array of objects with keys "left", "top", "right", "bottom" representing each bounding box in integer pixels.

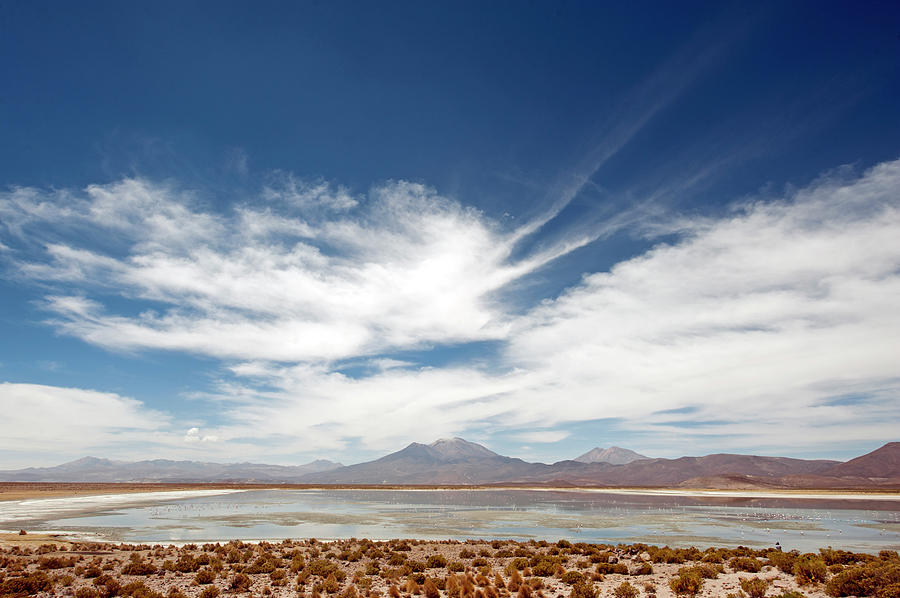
[{"left": 1, "top": 1, "right": 899, "bottom": 468}]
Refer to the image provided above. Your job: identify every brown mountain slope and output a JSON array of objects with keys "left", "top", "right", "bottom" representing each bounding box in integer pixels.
[
  {"left": 302, "top": 440, "right": 846, "bottom": 486},
  {"left": 574, "top": 446, "right": 648, "bottom": 465},
  {"left": 821, "top": 442, "right": 900, "bottom": 478}
]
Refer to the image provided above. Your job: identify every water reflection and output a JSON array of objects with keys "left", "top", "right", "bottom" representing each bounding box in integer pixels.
[{"left": 21, "top": 489, "right": 900, "bottom": 553}]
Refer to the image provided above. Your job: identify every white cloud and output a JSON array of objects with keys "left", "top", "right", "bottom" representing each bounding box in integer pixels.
[
  {"left": 2, "top": 159, "right": 900, "bottom": 460},
  {"left": 0, "top": 383, "right": 169, "bottom": 458},
  {"left": 185, "top": 427, "right": 219, "bottom": 443},
  {"left": 511, "top": 430, "right": 571, "bottom": 444},
  {"left": 2, "top": 177, "right": 575, "bottom": 363},
  {"left": 262, "top": 171, "right": 358, "bottom": 211},
  {"left": 202, "top": 159, "right": 900, "bottom": 457},
  {"left": 499, "top": 159, "right": 900, "bottom": 453}
]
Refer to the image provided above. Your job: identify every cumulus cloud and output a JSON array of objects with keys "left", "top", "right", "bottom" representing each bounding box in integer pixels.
[
  {"left": 501, "top": 160, "right": 900, "bottom": 453},
  {"left": 184, "top": 427, "right": 219, "bottom": 443},
  {"left": 2, "top": 159, "right": 899, "bottom": 458},
  {"left": 0, "top": 383, "right": 169, "bottom": 458}
]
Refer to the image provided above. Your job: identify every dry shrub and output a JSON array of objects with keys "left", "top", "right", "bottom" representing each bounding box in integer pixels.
[
  {"left": 173, "top": 554, "right": 199, "bottom": 573},
  {"left": 424, "top": 578, "right": 440, "bottom": 598},
  {"left": 652, "top": 547, "right": 685, "bottom": 564},
  {"left": 568, "top": 580, "right": 597, "bottom": 598},
  {"left": 739, "top": 577, "right": 770, "bottom": 598},
  {"left": 793, "top": 555, "right": 828, "bottom": 585},
  {"left": 820, "top": 548, "right": 867, "bottom": 566},
  {"left": 701, "top": 549, "right": 726, "bottom": 564},
  {"left": 231, "top": 572, "right": 252, "bottom": 591},
  {"left": 445, "top": 574, "right": 460, "bottom": 597},
  {"left": 461, "top": 574, "right": 475, "bottom": 598},
  {"left": 406, "top": 577, "right": 421, "bottom": 595},
  {"left": 529, "top": 556, "right": 559, "bottom": 577},
  {"left": 246, "top": 556, "right": 279, "bottom": 574},
  {"left": 76, "top": 588, "right": 100, "bottom": 598},
  {"left": 121, "top": 580, "right": 164, "bottom": 598},
  {"left": 825, "top": 560, "right": 900, "bottom": 597},
  {"left": 507, "top": 568, "right": 522, "bottom": 592},
  {"left": 324, "top": 573, "right": 341, "bottom": 594},
  {"left": 560, "top": 571, "right": 584, "bottom": 585},
  {"left": 676, "top": 565, "right": 719, "bottom": 580},
  {"left": 0, "top": 571, "right": 54, "bottom": 595},
  {"left": 121, "top": 558, "right": 157, "bottom": 576},
  {"left": 594, "top": 563, "right": 628, "bottom": 575},
  {"left": 38, "top": 555, "right": 77, "bottom": 569},
  {"left": 613, "top": 582, "right": 639, "bottom": 598},
  {"left": 769, "top": 551, "right": 798, "bottom": 574},
  {"left": 199, "top": 587, "right": 220, "bottom": 598},
  {"left": 731, "top": 557, "right": 763, "bottom": 573},
  {"left": 93, "top": 573, "right": 122, "bottom": 597},
  {"left": 669, "top": 570, "right": 703, "bottom": 596},
  {"left": 388, "top": 553, "right": 406, "bottom": 566},
  {"left": 195, "top": 568, "right": 216, "bottom": 584}
]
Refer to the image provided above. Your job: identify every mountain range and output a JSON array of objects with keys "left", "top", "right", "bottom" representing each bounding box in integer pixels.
[
  {"left": 1, "top": 438, "right": 898, "bottom": 489},
  {"left": 0, "top": 456, "right": 342, "bottom": 483}
]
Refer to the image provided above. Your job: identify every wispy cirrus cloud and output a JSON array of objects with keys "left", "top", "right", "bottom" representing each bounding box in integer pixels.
[{"left": 2, "top": 178, "right": 578, "bottom": 363}]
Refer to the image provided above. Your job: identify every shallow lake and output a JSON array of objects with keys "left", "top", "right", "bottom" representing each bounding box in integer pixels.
[{"left": 6, "top": 489, "right": 900, "bottom": 553}]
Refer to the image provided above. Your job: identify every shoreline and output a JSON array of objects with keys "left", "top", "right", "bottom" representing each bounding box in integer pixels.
[{"left": 3, "top": 482, "right": 899, "bottom": 503}]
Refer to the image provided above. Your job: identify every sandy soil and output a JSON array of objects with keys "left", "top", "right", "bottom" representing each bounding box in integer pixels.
[
  {"left": 0, "top": 536, "right": 870, "bottom": 598},
  {"left": 0, "top": 531, "right": 76, "bottom": 548}
]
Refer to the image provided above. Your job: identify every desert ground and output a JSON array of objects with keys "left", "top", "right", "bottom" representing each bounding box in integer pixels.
[{"left": 3, "top": 534, "right": 899, "bottom": 598}]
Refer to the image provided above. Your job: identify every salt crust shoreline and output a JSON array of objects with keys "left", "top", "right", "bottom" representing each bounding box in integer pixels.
[
  {"left": 5, "top": 486, "right": 899, "bottom": 505},
  {"left": 0, "top": 490, "right": 248, "bottom": 524}
]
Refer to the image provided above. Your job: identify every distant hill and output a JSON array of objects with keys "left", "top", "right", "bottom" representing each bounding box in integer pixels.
[
  {"left": 821, "top": 442, "right": 900, "bottom": 478},
  {"left": 299, "top": 438, "right": 581, "bottom": 484},
  {"left": 3, "top": 440, "right": 898, "bottom": 489},
  {"left": 574, "top": 446, "right": 648, "bottom": 465},
  {"left": 0, "top": 457, "right": 342, "bottom": 483},
  {"left": 301, "top": 440, "right": 899, "bottom": 488}
]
